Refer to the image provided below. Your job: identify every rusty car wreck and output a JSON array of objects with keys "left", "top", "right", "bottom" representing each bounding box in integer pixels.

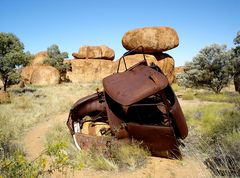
[{"left": 67, "top": 47, "right": 188, "bottom": 159}]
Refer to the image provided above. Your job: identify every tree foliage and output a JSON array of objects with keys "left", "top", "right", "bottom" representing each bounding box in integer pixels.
[
  {"left": 232, "top": 31, "right": 240, "bottom": 93},
  {"left": 179, "top": 44, "right": 234, "bottom": 94},
  {"left": 234, "top": 31, "right": 240, "bottom": 45},
  {"left": 43, "top": 44, "right": 70, "bottom": 76},
  {"left": 233, "top": 31, "right": 240, "bottom": 61},
  {"left": 0, "top": 33, "right": 32, "bottom": 91}
]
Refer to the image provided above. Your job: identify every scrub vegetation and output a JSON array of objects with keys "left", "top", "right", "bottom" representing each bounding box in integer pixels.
[
  {"left": 0, "top": 82, "right": 150, "bottom": 177},
  {"left": 0, "top": 82, "right": 101, "bottom": 177},
  {"left": 0, "top": 82, "right": 239, "bottom": 177}
]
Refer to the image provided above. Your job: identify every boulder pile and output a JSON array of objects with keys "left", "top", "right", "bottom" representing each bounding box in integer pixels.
[
  {"left": 117, "top": 53, "right": 175, "bottom": 83},
  {"left": 21, "top": 51, "right": 60, "bottom": 86},
  {"left": 68, "top": 26, "right": 178, "bottom": 84},
  {"left": 121, "top": 26, "right": 179, "bottom": 83},
  {"left": 72, "top": 45, "right": 115, "bottom": 61},
  {"left": 67, "top": 45, "right": 116, "bottom": 82},
  {"left": 21, "top": 26, "right": 179, "bottom": 85}
]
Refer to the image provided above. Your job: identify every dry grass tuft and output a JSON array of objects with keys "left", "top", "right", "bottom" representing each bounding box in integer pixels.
[
  {"left": 184, "top": 102, "right": 240, "bottom": 177},
  {"left": 45, "top": 123, "right": 150, "bottom": 172}
]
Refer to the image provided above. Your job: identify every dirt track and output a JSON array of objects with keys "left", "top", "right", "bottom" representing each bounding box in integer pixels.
[{"left": 23, "top": 100, "right": 211, "bottom": 178}]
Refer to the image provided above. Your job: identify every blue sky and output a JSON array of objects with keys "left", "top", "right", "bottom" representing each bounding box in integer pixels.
[{"left": 1, "top": 0, "right": 239, "bottom": 66}]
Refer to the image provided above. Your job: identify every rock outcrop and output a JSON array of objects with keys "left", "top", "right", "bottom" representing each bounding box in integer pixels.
[
  {"left": 72, "top": 45, "right": 115, "bottom": 61},
  {"left": 30, "top": 66, "right": 60, "bottom": 85},
  {"left": 21, "top": 66, "right": 37, "bottom": 83},
  {"left": 20, "top": 26, "right": 179, "bottom": 85},
  {"left": 0, "top": 91, "right": 10, "bottom": 104},
  {"left": 116, "top": 54, "right": 156, "bottom": 72},
  {"left": 31, "top": 51, "right": 48, "bottom": 65},
  {"left": 174, "top": 66, "right": 185, "bottom": 76},
  {"left": 122, "top": 27, "right": 179, "bottom": 53},
  {"left": 21, "top": 51, "right": 61, "bottom": 86},
  {"left": 120, "top": 26, "right": 179, "bottom": 83},
  {"left": 66, "top": 53, "right": 175, "bottom": 84},
  {"left": 21, "top": 52, "right": 49, "bottom": 84},
  {"left": 66, "top": 59, "right": 116, "bottom": 82},
  {"left": 116, "top": 53, "right": 175, "bottom": 83},
  {"left": 154, "top": 53, "right": 175, "bottom": 83}
]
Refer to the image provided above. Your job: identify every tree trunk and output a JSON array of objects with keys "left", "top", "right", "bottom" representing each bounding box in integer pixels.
[
  {"left": 3, "top": 77, "right": 8, "bottom": 92},
  {"left": 234, "top": 72, "right": 240, "bottom": 93}
]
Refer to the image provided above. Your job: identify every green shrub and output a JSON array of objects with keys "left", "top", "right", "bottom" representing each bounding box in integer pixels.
[
  {"left": 171, "top": 83, "right": 182, "bottom": 92},
  {"left": 203, "top": 109, "right": 240, "bottom": 162},
  {"left": 204, "top": 110, "right": 240, "bottom": 142},
  {"left": 180, "top": 88, "right": 196, "bottom": 100},
  {"left": 184, "top": 103, "right": 233, "bottom": 126},
  {"left": 195, "top": 91, "right": 240, "bottom": 103},
  {"left": 45, "top": 123, "right": 150, "bottom": 172},
  {"left": 85, "top": 147, "right": 118, "bottom": 171},
  {"left": 0, "top": 82, "right": 102, "bottom": 177},
  {"left": 181, "top": 92, "right": 195, "bottom": 100},
  {"left": 43, "top": 44, "right": 70, "bottom": 75},
  {"left": 75, "top": 142, "right": 150, "bottom": 171},
  {"left": 184, "top": 103, "right": 240, "bottom": 176},
  {"left": 0, "top": 148, "right": 46, "bottom": 178},
  {"left": 109, "top": 142, "right": 150, "bottom": 170},
  {"left": 178, "top": 44, "right": 234, "bottom": 94},
  {"left": 7, "top": 71, "right": 21, "bottom": 86},
  {"left": 222, "top": 131, "right": 240, "bottom": 162}
]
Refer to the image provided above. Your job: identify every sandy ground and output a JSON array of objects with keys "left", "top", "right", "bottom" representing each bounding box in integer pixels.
[{"left": 23, "top": 99, "right": 212, "bottom": 178}]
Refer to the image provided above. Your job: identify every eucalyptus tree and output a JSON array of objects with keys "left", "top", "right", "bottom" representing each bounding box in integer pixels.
[
  {"left": 179, "top": 44, "right": 234, "bottom": 93},
  {"left": 43, "top": 44, "right": 70, "bottom": 78},
  {"left": 0, "top": 33, "right": 32, "bottom": 91},
  {"left": 232, "top": 31, "right": 240, "bottom": 93}
]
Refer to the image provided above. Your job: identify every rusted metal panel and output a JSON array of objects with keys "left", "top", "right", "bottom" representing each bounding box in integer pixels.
[
  {"left": 127, "top": 123, "right": 181, "bottom": 158},
  {"left": 70, "top": 93, "right": 105, "bottom": 120},
  {"left": 74, "top": 132, "right": 130, "bottom": 150},
  {"left": 105, "top": 101, "right": 129, "bottom": 139},
  {"left": 67, "top": 92, "right": 106, "bottom": 135},
  {"left": 103, "top": 65, "right": 168, "bottom": 106},
  {"left": 170, "top": 96, "right": 188, "bottom": 139}
]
